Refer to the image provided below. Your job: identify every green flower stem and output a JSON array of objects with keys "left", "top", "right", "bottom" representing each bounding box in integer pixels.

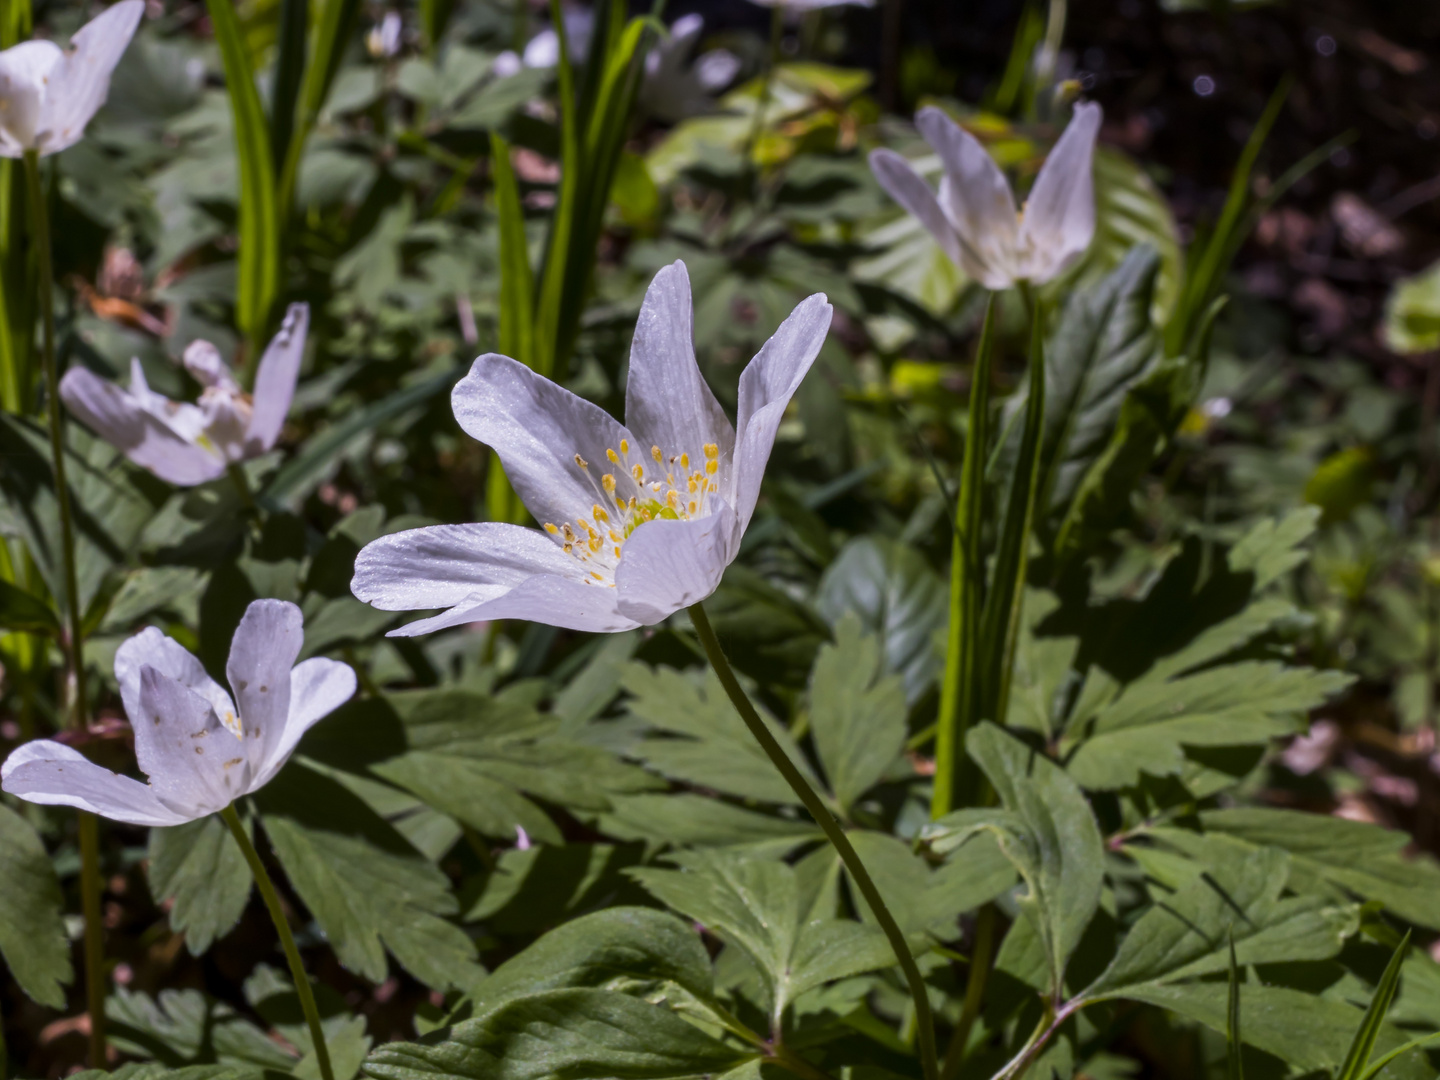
[
  {"left": 744, "top": 3, "right": 784, "bottom": 168},
  {"left": 77, "top": 810, "right": 106, "bottom": 1068},
  {"left": 219, "top": 804, "right": 335, "bottom": 1080},
  {"left": 24, "top": 148, "right": 108, "bottom": 1070},
  {"left": 939, "top": 903, "right": 997, "bottom": 1080},
  {"left": 688, "top": 602, "right": 939, "bottom": 1080},
  {"left": 21, "top": 151, "right": 85, "bottom": 728}
]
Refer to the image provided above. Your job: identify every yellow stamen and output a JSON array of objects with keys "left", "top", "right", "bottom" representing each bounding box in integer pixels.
[
  {"left": 544, "top": 523, "right": 559, "bottom": 535},
  {"left": 632, "top": 464, "right": 644, "bottom": 482},
  {"left": 593, "top": 504, "right": 609, "bottom": 523},
  {"left": 574, "top": 454, "right": 588, "bottom": 469},
  {"left": 602, "top": 473, "right": 616, "bottom": 493},
  {"left": 705, "top": 459, "right": 718, "bottom": 476},
  {"left": 651, "top": 445, "right": 662, "bottom": 463},
  {"left": 704, "top": 443, "right": 718, "bottom": 459},
  {"left": 620, "top": 439, "right": 629, "bottom": 455},
  {"left": 680, "top": 453, "right": 690, "bottom": 468},
  {"left": 607, "top": 448, "right": 620, "bottom": 464},
  {"left": 666, "top": 490, "right": 680, "bottom": 510}
]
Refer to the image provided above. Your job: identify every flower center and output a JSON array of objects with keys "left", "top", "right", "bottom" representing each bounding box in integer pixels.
[{"left": 545, "top": 438, "right": 721, "bottom": 584}]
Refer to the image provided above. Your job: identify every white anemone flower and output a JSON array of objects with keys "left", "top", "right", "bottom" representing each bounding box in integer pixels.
[
  {"left": 639, "top": 14, "right": 741, "bottom": 123},
  {"left": 352, "top": 261, "right": 832, "bottom": 634},
  {"left": 59, "top": 303, "right": 310, "bottom": 486},
  {"left": 0, "top": 600, "right": 356, "bottom": 827},
  {"left": 0, "top": 0, "right": 145, "bottom": 158},
  {"left": 869, "top": 103, "right": 1103, "bottom": 289}
]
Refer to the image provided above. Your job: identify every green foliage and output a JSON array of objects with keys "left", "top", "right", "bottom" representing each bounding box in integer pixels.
[
  {"left": 0, "top": 802, "right": 71, "bottom": 1007},
  {"left": 147, "top": 814, "right": 254, "bottom": 955}
]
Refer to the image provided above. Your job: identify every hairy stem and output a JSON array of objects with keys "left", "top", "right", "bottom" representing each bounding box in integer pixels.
[
  {"left": 26, "top": 148, "right": 107, "bottom": 1070},
  {"left": 689, "top": 602, "right": 939, "bottom": 1080},
  {"left": 220, "top": 804, "right": 335, "bottom": 1080}
]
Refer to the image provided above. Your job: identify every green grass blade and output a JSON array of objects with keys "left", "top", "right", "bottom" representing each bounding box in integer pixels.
[
  {"left": 277, "top": 0, "right": 362, "bottom": 223},
  {"left": 0, "top": 0, "right": 31, "bottom": 48},
  {"left": 933, "top": 294, "right": 996, "bottom": 819},
  {"left": 1336, "top": 931, "right": 1411, "bottom": 1080},
  {"left": 204, "top": 0, "right": 279, "bottom": 356},
  {"left": 532, "top": 0, "right": 582, "bottom": 380},
  {"left": 269, "top": 0, "right": 308, "bottom": 171},
  {"left": 0, "top": 159, "right": 31, "bottom": 413},
  {"left": 1227, "top": 935, "right": 1244, "bottom": 1080},
  {"left": 981, "top": 304, "right": 1046, "bottom": 734},
  {"left": 490, "top": 132, "right": 535, "bottom": 369},
  {"left": 1356, "top": 1031, "right": 1440, "bottom": 1080},
  {"left": 1165, "top": 76, "right": 1290, "bottom": 357}
]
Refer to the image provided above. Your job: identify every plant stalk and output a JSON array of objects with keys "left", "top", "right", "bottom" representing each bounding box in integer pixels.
[
  {"left": 688, "top": 602, "right": 939, "bottom": 1080},
  {"left": 940, "top": 903, "right": 997, "bottom": 1080},
  {"left": 25, "top": 149, "right": 108, "bottom": 1070},
  {"left": 220, "top": 804, "right": 335, "bottom": 1080},
  {"left": 77, "top": 810, "right": 105, "bottom": 1068},
  {"left": 744, "top": 4, "right": 784, "bottom": 169}
]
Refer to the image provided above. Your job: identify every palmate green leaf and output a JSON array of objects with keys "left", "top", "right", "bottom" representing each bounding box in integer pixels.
[
  {"left": 595, "top": 793, "right": 821, "bottom": 852},
  {"left": 1122, "top": 983, "right": 1432, "bottom": 1080},
  {"left": 1084, "top": 847, "right": 1357, "bottom": 1000},
  {"left": 107, "top": 986, "right": 294, "bottom": 1071},
  {"left": 1066, "top": 661, "right": 1352, "bottom": 791},
  {"left": 623, "top": 663, "right": 817, "bottom": 806},
  {"left": 464, "top": 843, "right": 648, "bottom": 930},
  {"left": 254, "top": 763, "right": 481, "bottom": 992},
  {"left": 814, "top": 536, "right": 946, "bottom": 707},
  {"left": 808, "top": 614, "right": 907, "bottom": 814},
  {"left": 1158, "top": 808, "right": 1440, "bottom": 931},
  {"left": 927, "top": 723, "right": 1103, "bottom": 999},
  {"left": 467, "top": 907, "right": 715, "bottom": 1018},
  {"left": 68, "top": 1067, "right": 265, "bottom": 1080},
  {"left": 147, "top": 814, "right": 254, "bottom": 955},
  {"left": 372, "top": 754, "right": 564, "bottom": 846},
  {"left": 0, "top": 802, "right": 71, "bottom": 1008},
  {"left": 366, "top": 989, "right": 746, "bottom": 1080},
  {"left": 631, "top": 853, "right": 894, "bottom": 1020},
  {"left": 202, "top": 0, "right": 277, "bottom": 346}
]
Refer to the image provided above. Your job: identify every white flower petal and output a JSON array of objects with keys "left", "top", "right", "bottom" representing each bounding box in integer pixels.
[
  {"left": 390, "top": 574, "right": 637, "bottom": 636},
  {"left": 614, "top": 502, "right": 739, "bottom": 625},
  {"left": 246, "top": 303, "right": 309, "bottom": 453},
  {"left": 60, "top": 366, "right": 227, "bottom": 486},
  {"left": 868, "top": 148, "right": 967, "bottom": 273},
  {"left": 226, "top": 600, "right": 302, "bottom": 769},
  {"left": 916, "top": 107, "right": 1020, "bottom": 288},
  {"left": 1, "top": 740, "right": 190, "bottom": 827},
  {"left": 1017, "top": 102, "right": 1102, "bottom": 283},
  {"left": 452, "top": 353, "right": 637, "bottom": 530},
  {"left": 136, "top": 666, "right": 249, "bottom": 815},
  {"left": 251, "top": 658, "right": 355, "bottom": 789},
  {"left": 730, "top": 294, "right": 832, "bottom": 529},
  {"left": 352, "top": 522, "right": 581, "bottom": 611},
  {"left": 115, "top": 626, "right": 236, "bottom": 737},
  {"left": 43, "top": 0, "right": 145, "bottom": 155},
  {"left": 0, "top": 40, "right": 63, "bottom": 156},
  {"left": 624, "top": 262, "right": 735, "bottom": 467}
]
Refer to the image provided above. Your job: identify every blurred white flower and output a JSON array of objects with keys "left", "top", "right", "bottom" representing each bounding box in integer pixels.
[
  {"left": 869, "top": 103, "right": 1103, "bottom": 289},
  {"left": 521, "top": 6, "right": 594, "bottom": 68},
  {"left": 60, "top": 303, "right": 309, "bottom": 486},
  {"left": 1, "top": 600, "right": 355, "bottom": 827},
  {"left": 639, "top": 14, "right": 740, "bottom": 123},
  {"left": 0, "top": 0, "right": 145, "bottom": 157},
  {"left": 352, "top": 261, "right": 832, "bottom": 634},
  {"left": 366, "top": 11, "right": 403, "bottom": 59},
  {"left": 491, "top": 50, "right": 523, "bottom": 78}
]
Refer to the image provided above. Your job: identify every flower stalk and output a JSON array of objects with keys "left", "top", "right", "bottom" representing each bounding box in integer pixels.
[
  {"left": 24, "top": 146, "right": 107, "bottom": 1070},
  {"left": 219, "top": 804, "right": 335, "bottom": 1080},
  {"left": 688, "top": 602, "right": 939, "bottom": 1080}
]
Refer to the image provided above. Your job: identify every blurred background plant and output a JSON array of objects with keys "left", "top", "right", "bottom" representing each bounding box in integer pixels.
[{"left": 2, "top": 0, "right": 1440, "bottom": 1078}]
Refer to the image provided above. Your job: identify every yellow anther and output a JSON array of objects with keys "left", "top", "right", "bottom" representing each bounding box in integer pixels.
[
  {"left": 574, "top": 454, "right": 588, "bottom": 468},
  {"left": 710, "top": 479, "right": 718, "bottom": 491},
  {"left": 602, "top": 473, "right": 616, "bottom": 493},
  {"left": 651, "top": 445, "right": 662, "bottom": 463},
  {"left": 609, "top": 530, "right": 620, "bottom": 542},
  {"left": 688, "top": 475, "right": 699, "bottom": 493},
  {"left": 666, "top": 490, "right": 680, "bottom": 510},
  {"left": 563, "top": 543, "right": 573, "bottom": 554},
  {"left": 614, "top": 546, "right": 622, "bottom": 557},
  {"left": 688, "top": 500, "right": 698, "bottom": 515},
  {"left": 632, "top": 464, "right": 644, "bottom": 482},
  {"left": 591, "top": 571, "right": 603, "bottom": 581},
  {"left": 704, "top": 443, "right": 719, "bottom": 459},
  {"left": 666, "top": 472, "right": 675, "bottom": 485},
  {"left": 705, "top": 459, "right": 718, "bottom": 476},
  {"left": 607, "top": 448, "right": 620, "bottom": 464},
  {"left": 620, "top": 439, "right": 629, "bottom": 455},
  {"left": 680, "top": 453, "right": 690, "bottom": 468},
  {"left": 544, "top": 523, "right": 559, "bottom": 535},
  {"left": 589, "top": 537, "right": 602, "bottom": 552},
  {"left": 593, "top": 505, "right": 609, "bottom": 523},
  {"left": 562, "top": 524, "right": 576, "bottom": 540}
]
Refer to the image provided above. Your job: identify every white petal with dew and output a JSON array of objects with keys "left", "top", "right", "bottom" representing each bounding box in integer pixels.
[
  {"left": 452, "top": 352, "right": 637, "bottom": 531},
  {"left": 1017, "top": 102, "right": 1102, "bottom": 284},
  {"left": 731, "top": 294, "right": 832, "bottom": 529},
  {"left": 225, "top": 600, "right": 302, "bottom": 769},
  {"left": 917, "top": 106, "right": 1019, "bottom": 288},
  {"left": 136, "top": 667, "right": 248, "bottom": 817},
  {"left": 0, "top": 40, "right": 62, "bottom": 155},
  {"left": 614, "top": 503, "right": 739, "bottom": 625},
  {"left": 624, "top": 261, "right": 736, "bottom": 467},
  {"left": 115, "top": 627, "right": 236, "bottom": 737},
  {"left": 246, "top": 303, "right": 309, "bottom": 453},
  {"left": 394, "top": 573, "right": 637, "bottom": 635},
  {"left": 1, "top": 740, "right": 190, "bottom": 827},
  {"left": 252, "top": 658, "right": 356, "bottom": 789},
  {"left": 352, "top": 521, "right": 583, "bottom": 611}
]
